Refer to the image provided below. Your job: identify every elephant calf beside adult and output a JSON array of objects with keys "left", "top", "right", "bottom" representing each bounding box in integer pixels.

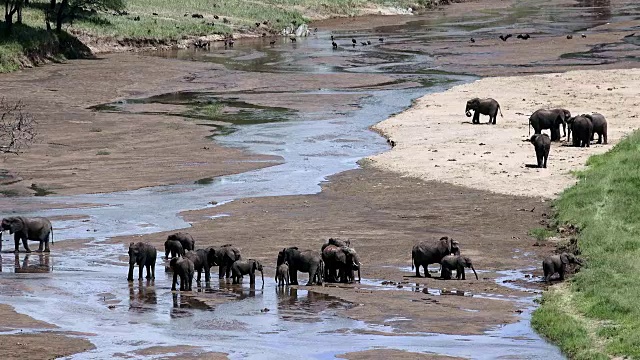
[
  {"left": 127, "top": 242, "right": 157, "bottom": 281},
  {"left": 0, "top": 216, "right": 53, "bottom": 253},
  {"left": 231, "top": 259, "right": 264, "bottom": 285},
  {"left": 164, "top": 239, "right": 184, "bottom": 259},
  {"left": 543, "top": 252, "right": 582, "bottom": 283},
  {"left": 166, "top": 232, "right": 195, "bottom": 252},
  {"left": 277, "top": 247, "right": 323, "bottom": 286},
  {"left": 440, "top": 255, "right": 478, "bottom": 280},
  {"left": 170, "top": 256, "right": 195, "bottom": 291},
  {"left": 412, "top": 236, "right": 460, "bottom": 278},
  {"left": 321, "top": 239, "right": 361, "bottom": 283},
  {"left": 530, "top": 134, "right": 551, "bottom": 168},
  {"left": 567, "top": 115, "right": 593, "bottom": 147},
  {"left": 206, "top": 244, "right": 242, "bottom": 279},
  {"left": 465, "top": 97, "right": 503, "bottom": 124},
  {"left": 529, "top": 108, "right": 571, "bottom": 142}
]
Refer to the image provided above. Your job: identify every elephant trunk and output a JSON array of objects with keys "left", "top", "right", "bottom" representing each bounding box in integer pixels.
[
  {"left": 260, "top": 270, "right": 264, "bottom": 286},
  {"left": 471, "top": 266, "right": 478, "bottom": 280}
]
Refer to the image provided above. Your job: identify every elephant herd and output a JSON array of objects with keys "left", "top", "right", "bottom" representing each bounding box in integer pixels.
[{"left": 464, "top": 98, "right": 609, "bottom": 168}]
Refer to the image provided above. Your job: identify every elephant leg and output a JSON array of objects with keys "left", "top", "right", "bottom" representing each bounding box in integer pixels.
[
  {"left": 204, "top": 267, "right": 211, "bottom": 282},
  {"left": 250, "top": 273, "right": 255, "bottom": 284},
  {"left": 459, "top": 267, "right": 465, "bottom": 280},
  {"left": 138, "top": 265, "right": 143, "bottom": 280},
  {"left": 196, "top": 269, "right": 202, "bottom": 282},
  {"left": 225, "top": 266, "right": 232, "bottom": 279},
  {"left": 543, "top": 154, "right": 548, "bottom": 168},
  {"left": 289, "top": 269, "right": 298, "bottom": 285},
  {"left": 559, "top": 265, "right": 566, "bottom": 281},
  {"left": 19, "top": 235, "right": 31, "bottom": 253},
  {"left": 44, "top": 238, "right": 50, "bottom": 253},
  {"left": 603, "top": 132, "right": 607, "bottom": 144},
  {"left": 472, "top": 112, "right": 479, "bottom": 124},
  {"left": 219, "top": 266, "right": 225, "bottom": 279},
  {"left": 425, "top": 264, "right": 432, "bottom": 278},
  {"left": 37, "top": 241, "right": 44, "bottom": 252},
  {"left": 305, "top": 271, "right": 314, "bottom": 286},
  {"left": 145, "top": 265, "right": 151, "bottom": 279},
  {"left": 172, "top": 272, "right": 178, "bottom": 291}
]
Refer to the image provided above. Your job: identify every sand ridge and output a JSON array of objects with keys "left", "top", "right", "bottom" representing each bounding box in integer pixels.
[{"left": 369, "top": 68, "right": 640, "bottom": 198}]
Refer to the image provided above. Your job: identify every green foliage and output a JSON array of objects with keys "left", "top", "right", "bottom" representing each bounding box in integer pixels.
[
  {"left": 96, "top": 150, "right": 110, "bottom": 155},
  {"left": 533, "top": 131, "right": 640, "bottom": 358},
  {"left": 528, "top": 227, "right": 554, "bottom": 241}
]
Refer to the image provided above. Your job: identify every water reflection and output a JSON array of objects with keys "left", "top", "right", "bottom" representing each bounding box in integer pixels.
[
  {"left": 13, "top": 253, "right": 51, "bottom": 274},
  {"left": 575, "top": 0, "right": 611, "bottom": 21}
]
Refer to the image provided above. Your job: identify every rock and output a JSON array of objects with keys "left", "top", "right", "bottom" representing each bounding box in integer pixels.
[{"left": 295, "top": 24, "right": 309, "bottom": 37}]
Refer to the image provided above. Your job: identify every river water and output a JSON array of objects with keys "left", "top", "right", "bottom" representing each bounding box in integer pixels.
[{"left": 2, "top": 0, "right": 640, "bottom": 358}]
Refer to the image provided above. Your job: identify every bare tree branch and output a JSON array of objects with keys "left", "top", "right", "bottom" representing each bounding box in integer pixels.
[{"left": 0, "top": 98, "right": 37, "bottom": 155}]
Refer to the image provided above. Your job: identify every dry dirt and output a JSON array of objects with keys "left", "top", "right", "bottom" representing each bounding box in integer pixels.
[
  {"left": 338, "top": 349, "right": 464, "bottom": 360},
  {"left": 370, "top": 68, "right": 640, "bottom": 198}
]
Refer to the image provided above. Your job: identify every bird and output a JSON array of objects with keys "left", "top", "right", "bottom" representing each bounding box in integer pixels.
[
  {"left": 255, "top": 22, "right": 261, "bottom": 27},
  {"left": 213, "top": 15, "right": 219, "bottom": 19},
  {"left": 367, "top": 40, "right": 371, "bottom": 45},
  {"left": 567, "top": 34, "right": 573, "bottom": 39},
  {"left": 352, "top": 38, "right": 357, "bottom": 44},
  {"left": 269, "top": 40, "right": 276, "bottom": 45},
  {"left": 499, "top": 34, "right": 512, "bottom": 41},
  {"left": 331, "top": 35, "right": 334, "bottom": 41},
  {"left": 470, "top": 37, "right": 475, "bottom": 43},
  {"left": 581, "top": 33, "right": 586, "bottom": 38},
  {"left": 290, "top": 37, "right": 296, "bottom": 42},
  {"left": 361, "top": 42, "right": 367, "bottom": 46},
  {"left": 379, "top": 38, "right": 384, "bottom": 42},
  {"left": 332, "top": 41, "right": 338, "bottom": 49}
]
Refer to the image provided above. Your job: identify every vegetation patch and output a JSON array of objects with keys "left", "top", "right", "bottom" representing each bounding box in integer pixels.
[{"left": 532, "top": 131, "right": 640, "bottom": 358}]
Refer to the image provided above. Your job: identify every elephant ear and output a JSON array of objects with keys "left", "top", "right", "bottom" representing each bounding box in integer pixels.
[
  {"left": 252, "top": 261, "right": 257, "bottom": 271},
  {"left": 560, "top": 253, "right": 570, "bottom": 264},
  {"left": 9, "top": 217, "right": 24, "bottom": 234}
]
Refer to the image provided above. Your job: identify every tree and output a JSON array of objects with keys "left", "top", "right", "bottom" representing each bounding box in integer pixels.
[
  {"left": 46, "top": 0, "right": 124, "bottom": 33},
  {"left": 2, "top": 0, "right": 25, "bottom": 34},
  {"left": 0, "top": 99, "right": 37, "bottom": 155}
]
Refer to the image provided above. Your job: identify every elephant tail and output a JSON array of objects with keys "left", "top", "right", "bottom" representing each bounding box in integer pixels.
[
  {"left": 498, "top": 105, "right": 503, "bottom": 118},
  {"left": 51, "top": 227, "right": 54, "bottom": 245}
]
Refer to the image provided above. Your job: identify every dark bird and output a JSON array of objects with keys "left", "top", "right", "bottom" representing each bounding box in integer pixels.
[
  {"left": 192, "top": 13, "right": 203, "bottom": 18},
  {"left": 223, "top": 18, "right": 230, "bottom": 24},
  {"left": 379, "top": 38, "right": 384, "bottom": 42},
  {"left": 567, "top": 34, "right": 573, "bottom": 39},
  {"left": 516, "top": 34, "right": 523, "bottom": 39},
  {"left": 228, "top": 39, "right": 234, "bottom": 47},
  {"left": 263, "top": 21, "right": 268, "bottom": 25},
  {"left": 523, "top": 33, "right": 530, "bottom": 40},
  {"left": 214, "top": 15, "right": 219, "bottom": 19},
  {"left": 290, "top": 37, "right": 297, "bottom": 42},
  {"left": 499, "top": 34, "right": 512, "bottom": 41},
  {"left": 152, "top": 12, "right": 158, "bottom": 16},
  {"left": 361, "top": 42, "right": 367, "bottom": 46},
  {"left": 255, "top": 22, "right": 261, "bottom": 27},
  {"left": 270, "top": 40, "right": 276, "bottom": 45},
  {"left": 367, "top": 40, "right": 371, "bottom": 45},
  {"left": 581, "top": 33, "right": 586, "bottom": 38},
  {"left": 331, "top": 35, "right": 334, "bottom": 41},
  {"left": 332, "top": 41, "right": 338, "bottom": 49},
  {"left": 133, "top": 16, "right": 140, "bottom": 21},
  {"left": 470, "top": 37, "right": 475, "bottom": 43},
  {"left": 352, "top": 38, "right": 357, "bottom": 44}
]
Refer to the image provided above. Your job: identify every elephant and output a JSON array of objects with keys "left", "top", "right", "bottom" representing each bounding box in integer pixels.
[
  {"left": 164, "top": 239, "right": 184, "bottom": 259},
  {"left": 530, "top": 134, "right": 551, "bottom": 168},
  {"left": 412, "top": 236, "right": 460, "bottom": 277},
  {"left": 166, "top": 232, "right": 195, "bottom": 252},
  {"left": 170, "top": 256, "right": 194, "bottom": 291},
  {"left": 231, "top": 259, "right": 264, "bottom": 285},
  {"left": 277, "top": 247, "right": 323, "bottom": 286},
  {"left": 584, "top": 113, "right": 608, "bottom": 144},
  {"left": 0, "top": 216, "right": 53, "bottom": 253},
  {"left": 543, "top": 252, "right": 582, "bottom": 283},
  {"left": 465, "top": 98, "right": 503, "bottom": 124},
  {"left": 127, "top": 242, "right": 157, "bottom": 281},
  {"left": 184, "top": 249, "right": 213, "bottom": 282},
  {"left": 568, "top": 115, "right": 593, "bottom": 147},
  {"left": 440, "top": 255, "right": 478, "bottom": 280},
  {"left": 529, "top": 108, "right": 571, "bottom": 142},
  {"left": 206, "top": 244, "right": 242, "bottom": 279},
  {"left": 276, "top": 262, "right": 290, "bottom": 286},
  {"left": 321, "top": 244, "right": 361, "bottom": 283}
]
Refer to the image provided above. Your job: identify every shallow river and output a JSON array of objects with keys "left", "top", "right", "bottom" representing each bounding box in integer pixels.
[{"left": 1, "top": 0, "right": 639, "bottom": 358}]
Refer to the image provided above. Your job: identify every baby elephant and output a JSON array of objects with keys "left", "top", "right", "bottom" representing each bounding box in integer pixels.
[
  {"left": 170, "top": 256, "right": 194, "bottom": 291},
  {"left": 542, "top": 252, "right": 582, "bottom": 283},
  {"left": 465, "top": 97, "right": 503, "bottom": 124},
  {"left": 275, "top": 261, "right": 290, "bottom": 286},
  {"left": 440, "top": 255, "right": 478, "bottom": 280},
  {"left": 584, "top": 113, "right": 607, "bottom": 144},
  {"left": 530, "top": 134, "right": 551, "bottom": 168},
  {"left": 231, "top": 259, "right": 264, "bottom": 285}
]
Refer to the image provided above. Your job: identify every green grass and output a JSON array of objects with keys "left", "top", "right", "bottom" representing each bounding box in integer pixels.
[
  {"left": 96, "top": 150, "right": 111, "bottom": 155},
  {"left": 532, "top": 131, "right": 640, "bottom": 358},
  {"left": 528, "top": 227, "right": 555, "bottom": 242}
]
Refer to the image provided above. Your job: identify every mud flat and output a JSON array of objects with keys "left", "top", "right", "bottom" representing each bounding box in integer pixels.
[{"left": 370, "top": 68, "right": 640, "bottom": 198}]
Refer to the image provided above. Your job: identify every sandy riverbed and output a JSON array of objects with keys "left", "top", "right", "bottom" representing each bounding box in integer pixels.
[{"left": 370, "top": 68, "right": 640, "bottom": 198}]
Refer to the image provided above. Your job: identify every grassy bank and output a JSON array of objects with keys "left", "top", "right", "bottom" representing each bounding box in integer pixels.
[
  {"left": 532, "top": 131, "right": 640, "bottom": 359},
  {"left": 0, "top": 0, "right": 451, "bottom": 72}
]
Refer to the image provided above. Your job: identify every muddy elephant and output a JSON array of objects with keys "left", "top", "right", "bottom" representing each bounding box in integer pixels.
[
  {"left": 543, "top": 252, "right": 582, "bottom": 283},
  {"left": 0, "top": 216, "right": 53, "bottom": 253},
  {"left": 184, "top": 249, "right": 213, "bottom": 282},
  {"left": 166, "top": 232, "right": 195, "bottom": 252},
  {"left": 277, "top": 247, "right": 323, "bottom": 286},
  {"left": 440, "top": 255, "right": 478, "bottom": 280},
  {"left": 276, "top": 262, "right": 290, "bottom": 286},
  {"left": 170, "top": 256, "right": 194, "bottom": 291},
  {"left": 412, "top": 236, "right": 460, "bottom": 278},
  {"left": 231, "top": 259, "right": 264, "bottom": 285},
  {"left": 568, "top": 115, "right": 593, "bottom": 147},
  {"left": 206, "top": 244, "right": 242, "bottom": 279},
  {"left": 465, "top": 97, "right": 503, "bottom": 124},
  {"left": 529, "top": 108, "right": 571, "bottom": 142},
  {"left": 584, "top": 113, "right": 608, "bottom": 144},
  {"left": 164, "top": 239, "right": 184, "bottom": 259},
  {"left": 127, "top": 242, "right": 157, "bottom": 281},
  {"left": 530, "top": 134, "right": 551, "bottom": 168},
  {"left": 321, "top": 244, "right": 361, "bottom": 283}
]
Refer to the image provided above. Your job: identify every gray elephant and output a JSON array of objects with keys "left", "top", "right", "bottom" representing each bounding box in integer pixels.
[
  {"left": 321, "top": 244, "right": 361, "bottom": 283},
  {"left": 440, "top": 255, "right": 478, "bottom": 280},
  {"left": 568, "top": 115, "right": 593, "bottom": 147},
  {"left": 184, "top": 249, "right": 213, "bottom": 282},
  {"left": 164, "top": 239, "right": 184, "bottom": 259},
  {"left": 543, "top": 252, "right": 582, "bottom": 283},
  {"left": 412, "top": 236, "right": 460, "bottom": 277},
  {"left": 530, "top": 134, "right": 551, "bottom": 168},
  {"left": 206, "top": 244, "right": 242, "bottom": 279},
  {"left": 584, "top": 113, "right": 607, "bottom": 144},
  {"left": 166, "top": 232, "right": 195, "bottom": 252},
  {"left": 231, "top": 259, "right": 264, "bottom": 285},
  {"left": 170, "top": 256, "right": 194, "bottom": 291},
  {"left": 127, "top": 242, "right": 157, "bottom": 281},
  {"left": 465, "top": 98, "right": 503, "bottom": 124},
  {"left": 529, "top": 108, "right": 571, "bottom": 142},
  {"left": 0, "top": 216, "right": 53, "bottom": 253},
  {"left": 276, "top": 262, "right": 290, "bottom": 286},
  {"left": 277, "top": 247, "right": 323, "bottom": 286}
]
